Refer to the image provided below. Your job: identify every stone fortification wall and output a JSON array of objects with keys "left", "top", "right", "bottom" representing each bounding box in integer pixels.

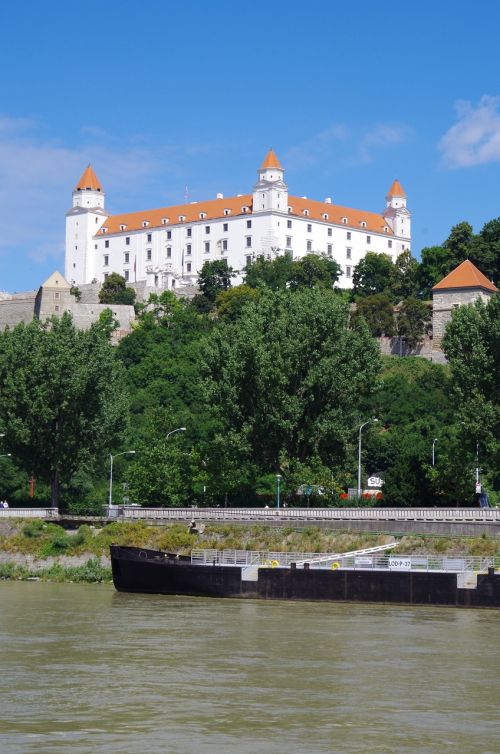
[
  {"left": 0, "top": 294, "right": 37, "bottom": 329},
  {"left": 69, "top": 302, "right": 135, "bottom": 332}
]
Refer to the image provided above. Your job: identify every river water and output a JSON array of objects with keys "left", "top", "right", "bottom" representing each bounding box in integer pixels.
[{"left": 0, "top": 581, "right": 498, "bottom": 754}]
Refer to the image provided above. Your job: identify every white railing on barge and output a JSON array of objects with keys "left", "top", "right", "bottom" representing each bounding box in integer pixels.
[
  {"left": 0, "top": 507, "right": 58, "bottom": 519},
  {"left": 190, "top": 548, "right": 498, "bottom": 574},
  {"left": 119, "top": 506, "right": 500, "bottom": 524}
]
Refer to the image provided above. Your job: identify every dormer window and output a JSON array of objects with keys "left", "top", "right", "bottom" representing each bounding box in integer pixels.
[
  {"left": 342, "top": 217, "right": 348, "bottom": 225},
  {"left": 242, "top": 206, "right": 249, "bottom": 214},
  {"left": 224, "top": 209, "right": 231, "bottom": 216},
  {"left": 178, "top": 215, "right": 186, "bottom": 223},
  {"left": 101, "top": 227, "right": 107, "bottom": 233},
  {"left": 360, "top": 221, "right": 367, "bottom": 228},
  {"left": 162, "top": 217, "right": 169, "bottom": 225},
  {"left": 199, "top": 212, "right": 206, "bottom": 219},
  {"left": 288, "top": 206, "right": 292, "bottom": 213},
  {"left": 142, "top": 220, "right": 149, "bottom": 228},
  {"left": 383, "top": 226, "right": 389, "bottom": 233},
  {"left": 120, "top": 224, "right": 127, "bottom": 231},
  {"left": 303, "top": 209, "right": 309, "bottom": 217},
  {"left": 322, "top": 213, "right": 328, "bottom": 220}
]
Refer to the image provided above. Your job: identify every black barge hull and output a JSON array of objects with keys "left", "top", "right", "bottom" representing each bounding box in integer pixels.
[{"left": 110, "top": 546, "right": 500, "bottom": 608}]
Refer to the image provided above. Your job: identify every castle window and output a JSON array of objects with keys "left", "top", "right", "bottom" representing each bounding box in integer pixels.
[
  {"left": 222, "top": 239, "right": 228, "bottom": 251},
  {"left": 147, "top": 233, "right": 152, "bottom": 243},
  {"left": 126, "top": 237, "right": 130, "bottom": 246},
  {"left": 286, "top": 237, "right": 292, "bottom": 248},
  {"left": 366, "top": 236, "right": 371, "bottom": 244},
  {"left": 104, "top": 255, "right": 109, "bottom": 266},
  {"left": 125, "top": 252, "right": 129, "bottom": 264},
  {"left": 224, "top": 209, "right": 231, "bottom": 216},
  {"left": 342, "top": 217, "right": 348, "bottom": 224},
  {"left": 186, "top": 244, "right": 192, "bottom": 255},
  {"left": 328, "top": 227, "right": 332, "bottom": 237},
  {"left": 55, "top": 292, "right": 60, "bottom": 299},
  {"left": 307, "top": 224, "right": 312, "bottom": 233},
  {"left": 142, "top": 221, "right": 149, "bottom": 228},
  {"left": 104, "top": 273, "right": 109, "bottom": 279},
  {"left": 242, "top": 206, "right": 249, "bottom": 213},
  {"left": 246, "top": 236, "right": 252, "bottom": 247},
  {"left": 322, "top": 213, "right": 329, "bottom": 220},
  {"left": 167, "top": 230, "right": 172, "bottom": 240},
  {"left": 55, "top": 305, "right": 60, "bottom": 312},
  {"left": 288, "top": 207, "right": 292, "bottom": 213},
  {"left": 246, "top": 255, "right": 253, "bottom": 266},
  {"left": 303, "top": 209, "right": 309, "bottom": 217},
  {"left": 307, "top": 241, "right": 312, "bottom": 252},
  {"left": 246, "top": 219, "right": 252, "bottom": 229},
  {"left": 205, "top": 226, "right": 210, "bottom": 235},
  {"left": 361, "top": 221, "right": 366, "bottom": 228},
  {"left": 346, "top": 266, "right": 352, "bottom": 278},
  {"left": 186, "top": 263, "right": 192, "bottom": 273},
  {"left": 346, "top": 248, "right": 352, "bottom": 259},
  {"left": 162, "top": 217, "right": 169, "bottom": 225},
  {"left": 388, "top": 240, "right": 392, "bottom": 249},
  {"left": 346, "top": 231, "right": 351, "bottom": 240},
  {"left": 95, "top": 217, "right": 99, "bottom": 224},
  {"left": 105, "top": 240, "right": 109, "bottom": 248},
  {"left": 166, "top": 247, "right": 172, "bottom": 258},
  {"left": 75, "top": 245, "right": 78, "bottom": 251},
  {"left": 120, "top": 224, "right": 126, "bottom": 231},
  {"left": 101, "top": 227, "right": 107, "bottom": 233},
  {"left": 327, "top": 244, "right": 332, "bottom": 256},
  {"left": 287, "top": 219, "right": 292, "bottom": 229},
  {"left": 94, "top": 244, "right": 98, "bottom": 250},
  {"left": 147, "top": 249, "right": 152, "bottom": 260},
  {"left": 402, "top": 244, "right": 406, "bottom": 250},
  {"left": 124, "top": 270, "right": 129, "bottom": 281},
  {"left": 223, "top": 223, "right": 228, "bottom": 232},
  {"left": 205, "top": 242, "right": 210, "bottom": 253},
  {"left": 384, "top": 226, "right": 389, "bottom": 233},
  {"left": 179, "top": 215, "right": 186, "bottom": 223},
  {"left": 187, "top": 228, "right": 192, "bottom": 237},
  {"left": 199, "top": 212, "right": 206, "bottom": 219}
]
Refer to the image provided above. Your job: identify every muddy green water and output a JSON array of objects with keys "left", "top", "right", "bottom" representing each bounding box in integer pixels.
[{"left": 0, "top": 581, "right": 498, "bottom": 754}]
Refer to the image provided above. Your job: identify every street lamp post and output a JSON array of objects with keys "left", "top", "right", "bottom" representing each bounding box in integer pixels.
[
  {"left": 166, "top": 427, "right": 186, "bottom": 440},
  {"left": 109, "top": 451, "right": 136, "bottom": 508},
  {"left": 276, "top": 474, "right": 282, "bottom": 509},
  {"left": 432, "top": 438, "right": 438, "bottom": 467},
  {"left": 357, "top": 419, "right": 378, "bottom": 498}
]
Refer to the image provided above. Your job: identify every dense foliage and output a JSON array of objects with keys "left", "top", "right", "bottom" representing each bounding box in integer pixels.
[{"left": 0, "top": 218, "right": 498, "bottom": 510}]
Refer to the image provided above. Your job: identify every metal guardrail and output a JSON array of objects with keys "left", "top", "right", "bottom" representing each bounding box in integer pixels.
[
  {"left": 0, "top": 507, "right": 58, "bottom": 519},
  {"left": 119, "top": 506, "right": 500, "bottom": 523},
  {"left": 191, "top": 548, "right": 499, "bottom": 574}
]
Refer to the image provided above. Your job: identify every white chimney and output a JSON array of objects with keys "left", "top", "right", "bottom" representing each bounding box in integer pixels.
[
  {"left": 324, "top": 197, "right": 332, "bottom": 204},
  {"left": 216, "top": 192, "right": 223, "bottom": 199}
]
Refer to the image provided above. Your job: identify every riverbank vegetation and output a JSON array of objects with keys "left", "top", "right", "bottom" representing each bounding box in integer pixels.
[{"left": 0, "top": 219, "right": 498, "bottom": 510}]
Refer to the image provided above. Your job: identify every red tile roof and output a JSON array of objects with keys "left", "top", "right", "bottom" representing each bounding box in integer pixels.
[
  {"left": 386, "top": 179, "right": 406, "bottom": 198},
  {"left": 75, "top": 165, "right": 103, "bottom": 192},
  {"left": 261, "top": 148, "right": 282, "bottom": 169},
  {"left": 96, "top": 193, "right": 394, "bottom": 237},
  {"left": 432, "top": 259, "right": 498, "bottom": 292}
]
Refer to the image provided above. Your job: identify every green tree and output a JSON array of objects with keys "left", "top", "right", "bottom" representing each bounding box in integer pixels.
[
  {"left": 198, "top": 260, "right": 236, "bottom": 302},
  {"left": 442, "top": 294, "right": 500, "bottom": 490},
  {"left": 352, "top": 253, "right": 395, "bottom": 300},
  {"left": 417, "top": 245, "right": 451, "bottom": 299},
  {"left": 351, "top": 294, "right": 395, "bottom": 337},
  {"left": 244, "top": 253, "right": 294, "bottom": 290},
  {"left": 396, "top": 297, "right": 431, "bottom": 349},
  {"left": 202, "top": 289, "right": 381, "bottom": 493},
  {"left": 390, "top": 250, "right": 419, "bottom": 300},
  {"left": 288, "top": 254, "right": 342, "bottom": 290},
  {"left": 0, "top": 314, "right": 129, "bottom": 508},
  {"left": 98, "top": 272, "right": 136, "bottom": 305},
  {"left": 215, "top": 285, "right": 259, "bottom": 321}
]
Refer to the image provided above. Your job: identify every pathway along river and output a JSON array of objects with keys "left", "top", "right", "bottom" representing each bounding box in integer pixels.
[{"left": 0, "top": 581, "right": 498, "bottom": 754}]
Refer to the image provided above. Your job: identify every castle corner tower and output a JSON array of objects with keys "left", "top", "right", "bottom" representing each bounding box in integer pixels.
[{"left": 65, "top": 165, "right": 107, "bottom": 284}]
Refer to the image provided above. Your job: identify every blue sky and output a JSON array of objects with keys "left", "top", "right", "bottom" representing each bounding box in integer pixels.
[{"left": 1, "top": 0, "right": 499, "bottom": 291}]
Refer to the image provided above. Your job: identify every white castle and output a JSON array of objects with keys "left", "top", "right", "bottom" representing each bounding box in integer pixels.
[{"left": 65, "top": 149, "right": 411, "bottom": 290}]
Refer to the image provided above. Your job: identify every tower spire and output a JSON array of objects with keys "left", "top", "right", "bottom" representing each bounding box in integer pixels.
[{"left": 75, "top": 164, "right": 103, "bottom": 192}]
